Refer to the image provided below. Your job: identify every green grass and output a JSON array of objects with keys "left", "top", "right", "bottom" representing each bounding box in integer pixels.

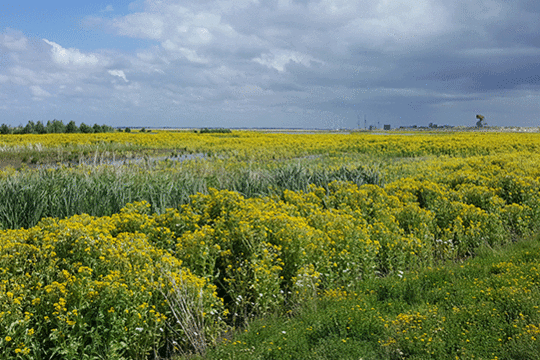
[
  {"left": 0, "top": 159, "right": 383, "bottom": 230},
  {"left": 201, "top": 237, "right": 540, "bottom": 360}
]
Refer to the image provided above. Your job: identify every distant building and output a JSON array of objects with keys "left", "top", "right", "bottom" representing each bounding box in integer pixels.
[{"left": 383, "top": 124, "right": 391, "bottom": 130}]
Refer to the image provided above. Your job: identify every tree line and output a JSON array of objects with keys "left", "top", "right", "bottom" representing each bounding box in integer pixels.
[
  {"left": 0, "top": 120, "right": 116, "bottom": 135},
  {"left": 196, "top": 127, "right": 232, "bottom": 133}
]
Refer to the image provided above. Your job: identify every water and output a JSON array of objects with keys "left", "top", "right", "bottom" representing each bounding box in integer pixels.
[{"left": 35, "top": 153, "right": 207, "bottom": 169}]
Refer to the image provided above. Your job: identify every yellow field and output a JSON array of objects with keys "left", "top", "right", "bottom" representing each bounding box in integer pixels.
[
  {"left": 1, "top": 130, "right": 540, "bottom": 358},
  {"left": 2, "top": 130, "right": 540, "bottom": 161}
]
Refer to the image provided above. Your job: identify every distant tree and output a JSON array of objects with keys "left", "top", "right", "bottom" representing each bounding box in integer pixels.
[
  {"left": 21, "top": 121, "right": 36, "bottom": 134},
  {"left": 35, "top": 121, "right": 47, "bottom": 134},
  {"left": 65, "top": 120, "right": 79, "bottom": 133},
  {"left": 79, "top": 122, "right": 94, "bottom": 134},
  {"left": 0, "top": 124, "right": 12, "bottom": 135},
  {"left": 101, "top": 125, "right": 115, "bottom": 133},
  {"left": 476, "top": 114, "right": 485, "bottom": 128},
  {"left": 92, "top": 124, "right": 102, "bottom": 133},
  {"left": 140, "top": 127, "right": 146, "bottom": 133},
  {"left": 47, "top": 119, "right": 66, "bottom": 133},
  {"left": 199, "top": 128, "right": 232, "bottom": 134},
  {"left": 12, "top": 125, "right": 24, "bottom": 135},
  {"left": 124, "top": 127, "right": 131, "bottom": 133}
]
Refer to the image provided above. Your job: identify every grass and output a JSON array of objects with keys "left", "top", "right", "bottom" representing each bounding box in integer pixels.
[
  {"left": 0, "top": 159, "right": 384, "bottom": 230},
  {"left": 202, "top": 237, "right": 540, "bottom": 360}
]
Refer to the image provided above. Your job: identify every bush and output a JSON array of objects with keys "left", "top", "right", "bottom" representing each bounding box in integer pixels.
[{"left": 0, "top": 202, "right": 225, "bottom": 359}]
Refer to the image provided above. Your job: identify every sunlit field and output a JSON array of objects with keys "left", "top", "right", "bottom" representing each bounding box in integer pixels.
[{"left": 1, "top": 130, "right": 540, "bottom": 359}]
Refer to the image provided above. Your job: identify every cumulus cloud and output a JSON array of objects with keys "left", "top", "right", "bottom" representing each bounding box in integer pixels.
[
  {"left": 0, "top": 31, "right": 28, "bottom": 51},
  {"left": 253, "top": 50, "right": 321, "bottom": 72},
  {"left": 30, "top": 85, "right": 52, "bottom": 98},
  {"left": 108, "top": 69, "right": 129, "bottom": 82},
  {"left": 113, "top": 13, "right": 165, "bottom": 40},
  {"left": 43, "top": 39, "right": 102, "bottom": 67},
  {"left": 161, "top": 40, "right": 209, "bottom": 63}
]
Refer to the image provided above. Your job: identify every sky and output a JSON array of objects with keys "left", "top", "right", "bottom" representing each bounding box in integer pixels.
[{"left": 1, "top": 0, "right": 539, "bottom": 129}]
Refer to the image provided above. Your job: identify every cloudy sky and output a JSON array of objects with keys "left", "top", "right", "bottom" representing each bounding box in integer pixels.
[{"left": 1, "top": 0, "right": 539, "bottom": 129}]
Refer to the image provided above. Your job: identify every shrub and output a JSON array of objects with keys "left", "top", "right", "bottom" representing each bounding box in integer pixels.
[{"left": 0, "top": 203, "right": 225, "bottom": 359}]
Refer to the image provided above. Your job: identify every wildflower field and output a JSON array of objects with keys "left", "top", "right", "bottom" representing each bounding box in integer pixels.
[{"left": 1, "top": 130, "right": 540, "bottom": 359}]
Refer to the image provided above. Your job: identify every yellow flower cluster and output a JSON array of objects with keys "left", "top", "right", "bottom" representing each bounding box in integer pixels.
[
  {"left": 150, "top": 163, "right": 538, "bottom": 318},
  {"left": 0, "top": 203, "right": 224, "bottom": 358}
]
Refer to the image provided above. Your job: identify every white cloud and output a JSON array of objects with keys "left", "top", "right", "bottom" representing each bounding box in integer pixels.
[
  {"left": 9, "top": 66, "right": 36, "bottom": 86},
  {"left": 111, "top": 82, "right": 142, "bottom": 107},
  {"left": 108, "top": 69, "right": 129, "bottom": 82},
  {"left": 110, "top": 3, "right": 242, "bottom": 54},
  {"left": 43, "top": 39, "right": 101, "bottom": 67},
  {"left": 161, "top": 40, "right": 209, "bottom": 63},
  {"left": 8, "top": 64, "right": 86, "bottom": 87},
  {"left": 253, "top": 50, "right": 320, "bottom": 72},
  {"left": 201, "top": 65, "right": 245, "bottom": 85},
  {"left": 103, "top": 5, "right": 114, "bottom": 12},
  {"left": 0, "top": 33, "right": 28, "bottom": 51},
  {"left": 30, "top": 85, "right": 52, "bottom": 98},
  {"left": 113, "top": 13, "right": 164, "bottom": 39}
]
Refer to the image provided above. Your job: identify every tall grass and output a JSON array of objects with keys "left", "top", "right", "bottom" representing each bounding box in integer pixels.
[{"left": 0, "top": 161, "right": 383, "bottom": 230}]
